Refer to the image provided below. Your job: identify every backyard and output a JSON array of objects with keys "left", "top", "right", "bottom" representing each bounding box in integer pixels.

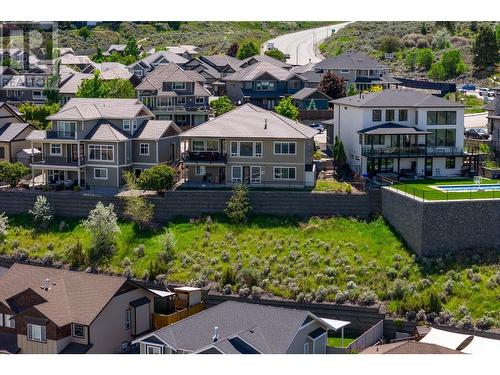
[
  {"left": 0, "top": 213, "right": 498, "bottom": 328},
  {"left": 391, "top": 177, "right": 500, "bottom": 200}
]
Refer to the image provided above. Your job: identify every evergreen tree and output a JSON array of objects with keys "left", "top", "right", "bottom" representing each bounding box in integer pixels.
[
  {"left": 347, "top": 84, "right": 358, "bottom": 96},
  {"left": 472, "top": 26, "right": 499, "bottom": 69},
  {"left": 225, "top": 184, "right": 252, "bottom": 224},
  {"left": 124, "top": 37, "right": 140, "bottom": 58},
  {"left": 236, "top": 41, "right": 259, "bottom": 60},
  {"left": 307, "top": 98, "right": 317, "bottom": 110}
]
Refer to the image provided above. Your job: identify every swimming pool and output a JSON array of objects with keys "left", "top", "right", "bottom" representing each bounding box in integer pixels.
[{"left": 434, "top": 184, "right": 500, "bottom": 192}]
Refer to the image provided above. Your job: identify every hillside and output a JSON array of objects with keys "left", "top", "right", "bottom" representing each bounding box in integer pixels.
[
  {"left": 320, "top": 21, "right": 499, "bottom": 86},
  {"left": 54, "top": 21, "right": 334, "bottom": 54}
]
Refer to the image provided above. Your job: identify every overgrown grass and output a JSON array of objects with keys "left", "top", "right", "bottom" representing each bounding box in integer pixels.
[
  {"left": 314, "top": 180, "right": 352, "bottom": 193},
  {"left": 1, "top": 213, "right": 498, "bottom": 325}
]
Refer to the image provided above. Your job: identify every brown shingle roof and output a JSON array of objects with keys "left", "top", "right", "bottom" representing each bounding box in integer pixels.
[
  {"left": 362, "top": 340, "right": 463, "bottom": 354},
  {"left": 0, "top": 264, "right": 130, "bottom": 327}
]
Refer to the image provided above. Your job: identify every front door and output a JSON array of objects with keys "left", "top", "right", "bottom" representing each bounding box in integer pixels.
[
  {"left": 219, "top": 167, "right": 226, "bottom": 183},
  {"left": 243, "top": 166, "right": 250, "bottom": 184},
  {"left": 425, "top": 157, "right": 433, "bottom": 177}
]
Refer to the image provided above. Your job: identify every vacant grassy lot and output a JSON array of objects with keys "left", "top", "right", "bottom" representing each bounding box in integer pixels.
[
  {"left": 1, "top": 214, "right": 498, "bottom": 326},
  {"left": 391, "top": 177, "right": 500, "bottom": 200}
]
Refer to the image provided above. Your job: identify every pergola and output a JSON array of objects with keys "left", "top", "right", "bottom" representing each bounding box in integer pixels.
[{"left": 320, "top": 318, "right": 351, "bottom": 347}]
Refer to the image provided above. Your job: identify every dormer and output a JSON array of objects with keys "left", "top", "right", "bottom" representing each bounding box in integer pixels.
[{"left": 123, "top": 118, "right": 138, "bottom": 134}]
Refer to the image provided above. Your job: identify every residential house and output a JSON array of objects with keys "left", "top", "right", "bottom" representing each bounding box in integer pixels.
[
  {"left": 0, "top": 67, "right": 49, "bottom": 104},
  {"left": 197, "top": 55, "right": 242, "bottom": 77},
  {"left": 166, "top": 45, "right": 203, "bottom": 60},
  {"left": 28, "top": 98, "right": 182, "bottom": 188},
  {"left": 313, "top": 52, "right": 400, "bottom": 91},
  {"left": 59, "top": 53, "right": 94, "bottom": 72},
  {"left": 486, "top": 87, "right": 500, "bottom": 155},
  {"left": 0, "top": 102, "right": 35, "bottom": 164},
  {"left": 329, "top": 89, "right": 465, "bottom": 178},
  {"left": 133, "top": 300, "right": 337, "bottom": 354},
  {"left": 291, "top": 87, "right": 332, "bottom": 110},
  {"left": 179, "top": 103, "right": 317, "bottom": 188},
  {"left": 0, "top": 263, "right": 160, "bottom": 354},
  {"left": 104, "top": 44, "right": 145, "bottom": 57},
  {"left": 127, "top": 51, "right": 188, "bottom": 79},
  {"left": 136, "top": 63, "right": 211, "bottom": 127},
  {"left": 239, "top": 54, "right": 292, "bottom": 70},
  {"left": 223, "top": 60, "right": 306, "bottom": 109}
]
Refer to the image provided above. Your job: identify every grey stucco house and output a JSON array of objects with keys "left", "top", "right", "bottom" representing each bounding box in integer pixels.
[
  {"left": 28, "top": 98, "right": 182, "bottom": 188},
  {"left": 486, "top": 87, "right": 500, "bottom": 156}
]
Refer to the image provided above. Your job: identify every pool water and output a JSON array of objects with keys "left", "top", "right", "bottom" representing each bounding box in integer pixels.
[{"left": 434, "top": 184, "right": 500, "bottom": 192}]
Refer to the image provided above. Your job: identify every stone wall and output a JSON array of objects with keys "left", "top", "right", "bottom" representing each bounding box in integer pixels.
[{"left": 381, "top": 187, "right": 500, "bottom": 256}]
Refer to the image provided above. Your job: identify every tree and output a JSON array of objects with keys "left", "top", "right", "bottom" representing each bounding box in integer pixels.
[
  {"left": 469, "top": 21, "right": 478, "bottom": 33},
  {"left": 307, "top": 98, "right": 317, "bottom": 110},
  {"left": 0, "top": 212, "right": 8, "bottom": 244},
  {"left": 64, "top": 239, "right": 85, "bottom": 268},
  {"left": 420, "top": 23, "right": 428, "bottom": 35},
  {"left": 265, "top": 48, "right": 287, "bottom": 62},
  {"left": 167, "top": 21, "right": 182, "bottom": 31},
  {"left": 137, "top": 165, "right": 176, "bottom": 192},
  {"left": 0, "top": 162, "right": 30, "bottom": 187},
  {"left": 347, "top": 83, "right": 358, "bottom": 96},
  {"left": 105, "top": 79, "right": 136, "bottom": 98},
  {"left": 405, "top": 50, "right": 417, "bottom": 70},
  {"left": 379, "top": 35, "right": 400, "bottom": 53},
  {"left": 429, "top": 49, "right": 467, "bottom": 80},
  {"left": 333, "top": 137, "right": 347, "bottom": 166},
  {"left": 76, "top": 70, "right": 110, "bottom": 98},
  {"left": 432, "top": 29, "right": 450, "bottom": 50},
  {"left": 226, "top": 42, "right": 239, "bottom": 57},
  {"left": 18, "top": 103, "right": 60, "bottom": 129},
  {"left": 435, "top": 21, "right": 456, "bottom": 35},
  {"left": 158, "top": 229, "right": 176, "bottom": 264},
  {"left": 124, "top": 37, "right": 140, "bottom": 58},
  {"left": 82, "top": 202, "right": 120, "bottom": 266},
  {"left": 319, "top": 71, "right": 346, "bottom": 100},
  {"left": 28, "top": 195, "right": 53, "bottom": 231},
  {"left": 93, "top": 47, "right": 104, "bottom": 63},
  {"left": 78, "top": 26, "right": 90, "bottom": 40},
  {"left": 210, "top": 96, "right": 235, "bottom": 116},
  {"left": 44, "top": 49, "right": 61, "bottom": 104},
  {"left": 416, "top": 48, "right": 434, "bottom": 70},
  {"left": 225, "top": 183, "right": 251, "bottom": 224},
  {"left": 472, "top": 26, "right": 499, "bottom": 69},
  {"left": 236, "top": 41, "right": 259, "bottom": 60},
  {"left": 367, "top": 85, "right": 383, "bottom": 93},
  {"left": 123, "top": 195, "right": 154, "bottom": 233},
  {"left": 274, "top": 97, "right": 299, "bottom": 120}
]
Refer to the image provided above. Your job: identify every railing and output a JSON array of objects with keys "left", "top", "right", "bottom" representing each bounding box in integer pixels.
[
  {"left": 362, "top": 146, "right": 464, "bottom": 158},
  {"left": 46, "top": 130, "right": 76, "bottom": 139},
  {"left": 182, "top": 151, "right": 227, "bottom": 163},
  {"left": 152, "top": 302, "right": 205, "bottom": 330},
  {"left": 31, "top": 156, "right": 86, "bottom": 166}
]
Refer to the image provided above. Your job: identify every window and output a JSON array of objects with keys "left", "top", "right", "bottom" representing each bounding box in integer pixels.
[
  {"left": 0, "top": 313, "right": 3, "bottom": 327},
  {"left": 398, "top": 109, "right": 408, "bottom": 122},
  {"left": 88, "top": 145, "right": 114, "bottom": 161},
  {"left": 358, "top": 134, "right": 363, "bottom": 145},
  {"left": 146, "top": 345, "right": 163, "bottom": 354},
  {"left": 364, "top": 135, "right": 385, "bottom": 145},
  {"left": 427, "top": 111, "right": 457, "bottom": 125},
  {"left": 239, "top": 142, "right": 253, "bottom": 157},
  {"left": 385, "top": 109, "right": 395, "bottom": 122},
  {"left": 195, "top": 97, "right": 205, "bottom": 104},
  {"left": 140, "top": 143, "right": 150, "bottom": 155},
  {"left": 50, "top": 144, "right": 62, "bottom": 156},
  {"left": 121, "top": 341, "right": 130, "bottom": 352},
  {"left": 192, "top": 140, "right": 205, "bottom": 152},
  {"left": 274, "top": 167, "right": 296, "bottom": 180},
  {"left": 340, "top": 69, "right": 349, "bottom": 73},
  {"left": 123, "top": 119, "right": 131, "bottom": 131},
  {"left": 4, "top": 314, "right": 14, "bottom": 328},
  {"left": 288, "top": 80, "right": 301, "bottom": 89},
  {"left": 27, "top": 323, "right": 46, "bottom": 343},
  {"left": 94, "top": 168, "right": 108, "bottom": 180},
  {"left": 173, "top": 82, "right": 186, "bottom": 90},
  {"left": 206, "top": 140, "right": 219, "bottom": 152},
  {"left": 255, "top": 81, "right": 275, "bottom": 91},
  {"left": 72, "top": 323, "right": 85, "bottom": 339},
  {"left": 251, "top": 166, "right": 261, "bottom": 183},
  {"left": 274, "top": 142, "right": 296, "bottom": 155},
  {"left": 32, "top": 90, "right": 45, "bottom": 99},
  {"left": 415, "top": 110, "right": 419, "bottom": 125},
  {"left": 132, "top": 119, "right": 138, "bottom": 131},
  {"left": 372, "top": 110, "right": 382, "bottom": 122},
  {"left": 125, "top": 309, "right": 131, "bottom": 330},
  {"left": 446, "top": 157, "right": 456, "bottom": 169},
  {"left": 57, "top": 121, "right": 76, "bottom": 138},
  {"left": 254, "top": 142, "right": 262, "bottom": 157},
  {"left": 133, "top": 69, "right": 143, "bottom": 77},
  {"left": 428, "top": 129, "right": 456, "bottom": 147},
  {"left": 232, "top": 166, "right": 242, "bottom": 182},
  {"left": 0, "top": 147, "right": 4, "bottom": 159},
  {"left": 177, "top": 96, "right": 186, "bottom": 105},
  {"left": 195, "top": 165, "right": 206, "bottom": 175},
  {"left": 230, "top": 142, "right": 262, "bottom": 157}
]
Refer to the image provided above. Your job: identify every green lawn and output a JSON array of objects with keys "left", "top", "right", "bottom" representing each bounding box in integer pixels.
[
  {"left": 391, "top": 178, "right": 500, "bottom": 200},
  {"left": 1, "top": 214, "right": 499, "bottom": 325},
  {"left": 314, "top": 180, "right": 352, "bottom": 193},
  {"left": 327, "top": 336, "right": 356, "bottom": 348}
]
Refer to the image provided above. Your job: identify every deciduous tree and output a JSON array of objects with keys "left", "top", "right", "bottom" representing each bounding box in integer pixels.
[
  {"left": 264, "top": 48, "right": 287, "bottom": 62},
  {"left": 319, "top": 72, "right": 346, "bottom": 100},
  {"left": 274, "top": 97, "right": 299, "bottom": 120},
  {"left": 236, "top": 41, "right": 259, "bottom": 60},
  {"left": 210, "top": 96, "right": 235, "bottom": 116}
]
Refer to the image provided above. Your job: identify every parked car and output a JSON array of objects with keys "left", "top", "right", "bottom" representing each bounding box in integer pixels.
[
  {"left": 459, "top": 83, "right": 476, "bottom": 92},
  {"left": 309, "top": 123, "right": 324, "bottom": 133},
  {"left": 487, "top": 89, "right": 496, "bottom": 98},
  {"left": 478, "top": 87, "right": 490, "bottom": 97},
  {"left": 267, "top": 41, "right": 275, "bottom": 50},
  {"left": 464, "top": 128, "right": 489, "bottom": 139}
]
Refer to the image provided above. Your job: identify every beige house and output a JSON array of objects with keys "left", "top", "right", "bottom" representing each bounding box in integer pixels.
[
  {"left": 0, "top": 264, "right": 161, "bottom": 354},
  {"left": 179, "top": 104, "right": 318, "bottom": 188}
]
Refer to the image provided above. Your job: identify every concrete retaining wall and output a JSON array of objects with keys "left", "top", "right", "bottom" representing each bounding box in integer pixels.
[{"left": 381, "top": 187, "right": 500, "bottom": 256}]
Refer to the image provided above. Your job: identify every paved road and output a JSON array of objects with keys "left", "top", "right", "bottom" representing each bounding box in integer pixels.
[
  {"left": 263, "top": 22, "right": 354, "bottom": 66},
  {"left": 464, "top": 112, "right": 488, "bottom": 129}
]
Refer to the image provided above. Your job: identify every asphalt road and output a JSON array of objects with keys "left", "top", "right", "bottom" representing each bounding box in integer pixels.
[
  {"left": 464, "top": 113, "right": 488, "bottom": 129},
  {"left": 263, "top": 22, "right": 354, "bottom": 65}
]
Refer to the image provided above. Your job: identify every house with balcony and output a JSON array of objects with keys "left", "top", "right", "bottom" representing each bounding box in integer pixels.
[
  {"left": 329, "top": 89, "right": 465, "bottom": 178},
  {"left": 313, "top": 52, "right": 400, "bottom": 91},
  {"left": 222, "top": 60, "right": 307, "bottom": 110},
  {"left": 0, "top": 67, "right": 49, "bottom": 104},
  {"left": 136, "top": 63, "right": 211, "bottom": 127},
  {"left": 27, "top": 98, "right": 182, "bottom": 189},
  {"left": 179, "top": 103, "right": 317, "bottom": 188}
]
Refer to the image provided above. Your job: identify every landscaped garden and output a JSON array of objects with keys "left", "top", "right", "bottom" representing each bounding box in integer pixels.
[
  {"left": 0, "top": 197, "right": 498, "bottom": 330},
  {"left": 391, "top": 177, "right": 500, "bottom": 200}
]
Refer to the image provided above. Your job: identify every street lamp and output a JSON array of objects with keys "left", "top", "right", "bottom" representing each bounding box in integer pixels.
[{"left": 296, "top": 41, "right": 306, "bottom": 65}]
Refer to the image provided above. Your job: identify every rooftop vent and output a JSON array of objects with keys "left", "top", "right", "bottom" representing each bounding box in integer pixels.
[
  {"left": 40, "top": 278, "right": 51, "bottom": 291},
  {"left": 212, "top": 326, "right": 219, "bottom": 342},
  {"left": 264, "top": 119, "right": 268, "bottom": 130}
]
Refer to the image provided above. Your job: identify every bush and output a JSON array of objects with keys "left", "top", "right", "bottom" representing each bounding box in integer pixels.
[
  {"left": 238, "top": 267, "right": 260, "bottom": 287},
  {"left": 416, "top": 48, "right": 434, "bottom": 70},
  {"left": 415, "top": 309, "right": 427, "bottom": 322},
  {"left": 220, "top": 267, "right": 237, "bottom": 286},
  {"left": 475, "top": 314, "right": 497, "bottom": 331},
  {"left": 335, "top": 291, "right": 349, "bottom": 304},
  {"left": 265, "top": 48, "right": 287, "bottom": 62},
  {"left": 13, "top": 248, "right": 29, "bottom": 261},
  {"left": 225, "top": 183, "right": 251, "bottom": 224},
  {"left": 0, "top": 162, "right": 30, "bottom": 187},
  {"left": 123, "top": 195, "right": 154, "bottom": 232},
  {"left": 133, "top": 244, "right": 145, "bottom": 258},
  {"left": 379, "top": 35, "right": 400, "bottom": 53},
  {"left": 41, "top": 251, "right": 55, "bottom": 266},
  {"left": 429, "top": 49, "right": 467, "bottom": 80},
  {"left": 0, "top": 212, "right": 9, "bottom": 243},
  {"left": 432, "top": 29, "right": 451, "bottom": 50},
  {"left": 416, "top": 38, "right": 429, "bottom": 48},
  {"left": 359, "top": 290, "right": 377, "bottom": 305},
  {"left": 137, "top": 165, "right": 175, "bottom": 192},
  {"left": 28, "top": 196, "right": 54, "bottom": 231},
  {"left": 64, "top": 240, "right": 85, "bottom": 268},
  {"left": 158, "top": 229, "right": 176, "bottom": 264},
  {"left": 210, "top": 96, "right": 235, "bottom": 116}
]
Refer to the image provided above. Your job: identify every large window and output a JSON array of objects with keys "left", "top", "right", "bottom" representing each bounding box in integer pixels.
[
  {"left": 206, "top": 140, "right": 219, "bottom": 152},
  {"left": 192, "top": 140, "right": 205, "bottom": 151},
  {"left": 176, "top": 96, "right": 186, "bottom": 105},
  {"left": 173, "top": 82, "right": 186, "bottom": 90},
  {"left": 254, "top": 81, "right": 276, "bottom": 91},
  {"left": 239, "top": 142, "right": 253, "bottom": 157},
  {"left": 274, "top": 167, "right": 296, "bottom": 180},
  {"left": 27, "top": 323, "right": 46, "bottom": 343},
  {"left": 0, "top": 147, "right": 5, "bottom": 159},
  {"left": 140, "top": 143, "right": 150, "bottom": 156},
  {"left": 192, "top": 139, "right": 218, "bottom": 152},
  {"left": 427, "top": 111, "right": 457, "bottom": 125},
  {"left": 232, "top": 166, "right": 242, "bottom": 182},
  {"left": 72, "top": 323, "right": 85, "bottom": 338},
  {"left": 385, "top": 109, "right": 395, "bottom": 122},
  {"left": 4, "top": 314, "right": 14, "bottom": 328},
  {"left": 372, "top": 110, "right": 382, "bottom": 122},
  {"left": 93, "top": 168, "right": 108, "bottom": 180},
  {"left": 57, "top": 121, "right": 76, "bottom": 138},
  {"left": 364, "top": 135, "right": 385, "bottom": 145},
  {"left": 427, "top": 129, "right": 456, "bottom": 147},
  {"left": 398, "top": 109, "right": 408, "bottom": 122},
  {"left": 146, "top": 345, "right": 163, "bottom": 354},
  {"left": 50, "top": 144, "right": 62, "bottom": 156},
  {"left": 230, "top": 141, "right": 263, "bottom": 157},
  {"left": 88, "top": 145, "right": 114, "bottom": 161},
  {"left": 274, "top": 142, "right": 296, "bottom": 155}
]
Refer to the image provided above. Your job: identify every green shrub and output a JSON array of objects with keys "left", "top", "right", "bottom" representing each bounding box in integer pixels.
[
  {"left": 225, "top": 183, "right": 251, "bottom": 224},
  {"left": 28, "top": 196, "right": 54, "bottom": 231},
  {"left": 137, "top": 165, "right": 175, "bottom": 192},
  {"left": 64, "top": 239, "right": 85, "bottom": 268},
  {"left": 0, "top": 212, "right": 8, "bottom": 243},
  {"left": 0, "top": 162, "right": 30, "bottom": 187}
]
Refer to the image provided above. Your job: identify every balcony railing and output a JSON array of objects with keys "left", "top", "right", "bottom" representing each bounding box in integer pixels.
[
  {"left": 182, "top": 151, "right": 227, "bottom": 163},
  {"left": 361, "top": 146, "right": 464, "bottom": 158},
  {"left": 31, "top": 156, "right": 86, "bottom": 166},
  {"left": 46, "top": 130, "right": 76, "bottom": 139}
]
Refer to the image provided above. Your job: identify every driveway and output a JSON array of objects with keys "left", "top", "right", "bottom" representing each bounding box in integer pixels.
[
  {"left": 263, "top": 22, "right": 354, "bottom": 65},
  {"left": 464, "top": 112, "right": 488, "bottom": 129}
]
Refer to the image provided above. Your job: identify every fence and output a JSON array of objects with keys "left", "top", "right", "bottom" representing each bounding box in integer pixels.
[
  {"left": 344, "top": 320, "right": 384, "bottom": 353},
  {"left": 152, "top": 302, "right": 205, "bottom": 330}
]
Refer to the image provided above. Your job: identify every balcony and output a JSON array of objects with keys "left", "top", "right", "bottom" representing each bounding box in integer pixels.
[
  {"left": 46, "top": 130, "right": 76, "bottom": 139},
  {"left": 361, "top": 146, "right": 464, "bottom": 158},
  {"left": 31, "top": 156, "right": 86, "bottom": 167},
  {"left": 182, "top": 151, "right": 227, "bottom": 164}
]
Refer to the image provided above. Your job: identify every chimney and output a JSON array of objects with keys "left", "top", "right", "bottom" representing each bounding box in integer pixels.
[
  {"left": 264, "top": 119, "right": 268, "bottom": 130},
  {"left": 212, "top": 327, "right": 219, "bottom": 342},
  {"left": 494, "top": 87, "right": 500, "bottom": 116}
]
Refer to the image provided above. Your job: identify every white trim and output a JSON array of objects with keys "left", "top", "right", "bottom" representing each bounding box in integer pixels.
[
  {"left": 49, "top": 143, "right": 62, "bottom": 156},
  {"left": 123, "top": 119, "right": 131, "bottom": 131},
  {"left": 273, "top": 141, "right": 297, "bottom": 155},
  {"left": 145, "top": 344, "right": 163, "bottom": 354},
  {"left": 229, "top": 141, "right": 263, "bottom": 158},
  {"left": 88, "top": 144, "right": 114, "bottom": 162},
  {"left": 273, "top": 166, "right": 297, "bottom": 180},
  {"left": 195, "top": 165, "right": 206, "bottom": 176},
  {"left": 139, "top": 143, "right": 150, "bottom": 156},
  {"left": 231, "top": 165, "right": 242, "bottom": 182},
  {"left": 93, "top": 167, "right": 108, "bottom": 180},
  {"left": 27, "top": 323, "right": 46, "bottom": 342},
  {"left": 72, "top": 323, "right": 85, "bottom": 339},
  {"left": 250, "top": 165, "right": 261, "bottom": 183}
]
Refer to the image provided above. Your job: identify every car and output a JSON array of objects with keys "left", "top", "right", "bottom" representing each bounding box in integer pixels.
[
  {"left": 309, "top": 123, "right": 324, "bottom": 133},
  {"left": 487, "top": 89, "right": 496, "bottom": 98},
  {"left": 460, "top": 83, "right": 476, "bottom": 92},
  {"left": 464, "top": 128, "right": 489, "bottom": 139},
  {"left": 478, "top": 87, "right": 489, "bottom": 96}
]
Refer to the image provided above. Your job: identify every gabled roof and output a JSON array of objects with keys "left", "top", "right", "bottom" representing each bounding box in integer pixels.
[
  {"left": 200, "top": 54, "right": 241, "bottom": 71},
  {"left": 240, "top": 54, "right": 292, "bottom": 69},
  {"left": 223, "top": 60, "right": 296, "bottom": 82},
  {"left": 84, "top": 120, "right": 131, "bottom": 141},
  {"left": 58, "top": 72, "right": 92, "bottom": 95},
  {"left": 358, "top": 122, "right": 431, "bottom": 135},
  {"left": 298, "top": 70, "right": 323, "bottom": 83},
  {"left": 0, "top": 264, "right": 133, "bottom": 327},
  {"left": 0, "top": 102, "right": 24, "bottom": 121},
  {"left": 314, "top": 51, "right": 387, "bottom": 71},
  {"left": 362, "top": 340, "right": 462, "bottom": 354},
  {"left": 47, "top": 98, "right": 154, "bottom": 121},
  {"left": 135, "top": 301, "right": 326, "bottom": 354},
  {"left": 180, "top": 103, "right": 318, "bottom": 140},
  {"left": 332, "top": 89, "right": 465, "bottom": 108},
  {"left": 289, "top": 62, "right": 315, "bottom": 75},
  {"left": 290, "top": 87, "right": 332, "bottom": 101},
  {"left": 166, "top": 45, "right": 203, "bottom": 55},
  {"left": 129, "top": 51, "right": 188, "bottom": 69},
  {"left": 135, "top": 120, "right": 182, "bottom": 140},
  {"left": 0, "top": 123, "right": 32, "bottom": 142}
]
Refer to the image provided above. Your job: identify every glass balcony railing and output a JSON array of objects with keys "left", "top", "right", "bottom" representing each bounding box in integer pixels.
[
  {"left": 361, "top": 146, "right": 464, "bottom": 157},
  {"left": 46, "top": 130, "right": 76, "bottom": 139}
]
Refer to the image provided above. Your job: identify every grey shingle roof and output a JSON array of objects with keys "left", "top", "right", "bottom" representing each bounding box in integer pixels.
[
  {"left": 358, "top": 122, "right": 431, "bottom": 135},
  {"left": 314, "top": 51, "right": 387, "bottom": 71},
  {"left": 290, "top": 87, "right": 332, "bottom": 101},
  {"left": 331, "top": 89, "right": 465, "bottom": 108},
  {"left": 84, "top": 120, "right": 131, "bottom": 141},
  {"left": 200, "top": 54, "right": 241, "bottom": 70},
  {"left": 180, "top": 103, "right": 318, "bottom": 140},
  {"left": 298, "top": 70, "right": 323, "bottom": 83},
  {"left": 0, "top": 122, "right": 31, "bottom": 142},
  {"left": 240, "top": 54, "right": 292, "bottom": 69},
  {"left": 289, "top": 62, "right": 315, "bottom": 75},
  {"left": 141, "top": 301, "right": 315, "bottom": 353},
  {"left": 130, "top": 51, "right": 188, "bottom": 68},
  {"left": 223, "top": 60, "right": 296, "bottom": 82},
  {"left": 135, "top": 120, "right": 182, "bottom": 140}
]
